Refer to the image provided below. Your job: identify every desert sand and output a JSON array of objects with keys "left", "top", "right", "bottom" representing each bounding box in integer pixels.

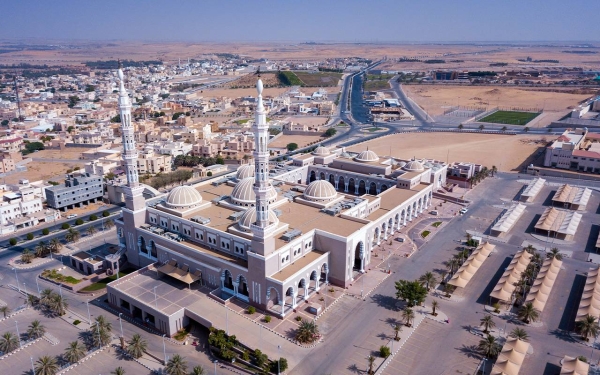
[
  {"left": 346, "top": 132, "right": 549, "bottom": 172},
  {"left": 6, "top": 161, "right": 82, "bottom": 184}
]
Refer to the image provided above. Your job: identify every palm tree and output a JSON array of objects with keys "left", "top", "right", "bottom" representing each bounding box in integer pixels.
[
  {"left": 34, "top": 355, "right": 59, "bottom": 375},
  {"left": 446, "top": 258, "right": 461, "bottom": 275},
  {"left": 91, "top": 315, "right": 112, "bottom": 334},
  {"left": 49, "top": 294, "right": 68, "bottom": 316},
  {"left": 418, "top": 271, "right": 437, "bottom": 291},
  {"left": 165, "top": 354, "right": 188, "bottom": 375},
  {"left": 0, "top": 305, "right": 10, "bottom": 318},
  {"left": 126, "top": 333, "right": 147, "bottom": 359},
  {"left": 295, "top": 320, "right": 320, "bottom": 344},
  {"left": 27, "top": 294, "right": 40, "bottom": 308},
  {"left": 35, "top": 241, "right": 48, "bottom": 257},
  {"left": 431, "top": 300, "right": 439, "bottom": 316},
  {"left": 27, "top": 320, "right": 46, "bottom": 339},
  {"left": 92, "top": 327, "right": 112, "bottom": 348},
  {"left": 65, "top": 228, "right": 80, "bottom": 243},
  {"left": 48, "top": 238, "right": 62, "bottom": 254},
  {"left": 480, "top": 314, "right": 495, "bottom": 334},
  {"left": 479, "top": 124, "right": 485, "bottom": 131},
  {"left": 393, "top": 324, "right": 401, "bottom": 341},
  {"left": 0, "top": 332, "right": 19, "bottom": 353},
  {"left": 518, "top": 302, "right": 540, "bottom": 324},
  {"left": 190, "top": 366, "right": 206, "bottom": 375},
  {"left": 547, "top": 248, "right": 563, "bottom": 261},
  {"left": 577, "top": 314, "right": 600, "bottom": 342},
  {"left": 40, "top": 289, "right": 55, "bottom": 307},
  {"left": 111, "top": 367, "right": 125, "bottom": 375},
  {"left": 402, "top": 308, "right": 415, "bottom": 327},
  {"left": 509, "top": 328, "right": 529, "bottom": 341},
  {"left": 367, "top": 355, "right": 375, "bottom": 375},
  {"left": 523, "top": 244, "right": 535, "bottom": 254},
  {"left": 63, "top": 340, "right": 87, "bottom": 363},
  {"left": 478, "top": 335, "right": 501, "bottom": 358},
  {"left": 21, "top": 248, "right": 34, "bottom": 263},
  {"left": 86, "top": 226, "right": 97, "bottom": 236}
]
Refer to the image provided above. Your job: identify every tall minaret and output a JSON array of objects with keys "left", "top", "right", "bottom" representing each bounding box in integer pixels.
[
  {"left": 251, "top": 74, "right": 276, "bottom": 244},
  {"left": 117, "top": 62, "right": 139, "bottom": 188}
]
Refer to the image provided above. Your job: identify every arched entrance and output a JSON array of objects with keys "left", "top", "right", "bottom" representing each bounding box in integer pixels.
[
  {"left": 309, "top": 171, "right": 316, "bottom": 183},
  {"left": 298, "top": 278, "right": 308, "bottom": 300},
  {"left": 373, "top": 228, "right": 380, "bottom": 246},
  {"left": 348, "top": 178, "right": 356, "bottom": 194},
  {"left": 320, "top": 263, "right": 329, "bottom": 285},
  {"left": 354, "top": 242, "right": 365, "bottom": 272},
  {"left": 381, "top": 184, "right": 388, "bottom": 192},
  {"left": 329, "top": 174, "right": 336, "bottom": 187},
  {"left": 369, "top": 182, "right": 377, "bottom": 195},
  {"left": 266, "top": 287, "right": 281, "bottom": 313},
  {"left": 222, "top": 270, "right": 234, "bottom": 294},
  {"left": 285, "top": 286, "right": 296, "bottom": 310},
  {"left": 138, "top": 236, "right": 147, "bottom": 255},
  {"left": 149, "top": 240, "right": 157, "bottom": 258},
  {"left": 358, "top": 180, "right": 366, "bottom": 195},
  {"left": 237, "top": 275, "right": 249, "bottom": 300},
  {"left": 339, "top": 176, "right": 346, "bottom": 192},
  {"left": 319, "top": 172, "right": 326, "bottom": 181}
]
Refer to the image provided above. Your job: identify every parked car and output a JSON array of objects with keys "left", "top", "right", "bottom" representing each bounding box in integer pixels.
[
  {"left": 67, "top": 214, "right": 78, "bottom": 219},
  {"left": 395, "top": 237, "right": 404, "bottom": 242},
  {"left": 430, "top": 210, "right": 439, "bottom": 215},
  {"left": 459, "top": 208, "right": 469, "bottom": 215}
]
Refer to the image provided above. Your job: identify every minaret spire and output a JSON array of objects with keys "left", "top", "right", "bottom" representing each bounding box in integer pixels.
[
  {"left": 251, "top": 76, "right": 275, "bottom": 236},
  {"left": 117, "top": 63, "right": 139, "bottom": 188}
]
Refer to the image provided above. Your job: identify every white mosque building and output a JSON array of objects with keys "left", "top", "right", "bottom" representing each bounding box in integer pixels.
[{"left": 107, "top": 67, "right": 447, "bottom": 336}]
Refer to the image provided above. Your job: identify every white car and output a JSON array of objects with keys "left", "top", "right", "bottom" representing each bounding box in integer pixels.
[
  {"left": 459, "top": 208, "right": 469, "bottom": 215},
  {"left": 67, "top": 214, "right": 78, "bottom": 219}
]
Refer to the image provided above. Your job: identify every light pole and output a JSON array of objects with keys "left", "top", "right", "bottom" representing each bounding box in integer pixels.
[
  {"left": 15, "top": 321, "right": 21, "bottom": 348},
  {"left": 278, "top": 345, "right": 281, "bottom": 375},
  {"left": 35, "top": 276, "right": 40, "bottom": 295},
  {"left": 23, "top": 283, "right": 27, "bottom": 295},
  {"left": 12, "top": 267, "right": 20, "bottom": 292},
  {"left": 96, "top": 323, "right": 101, "bottom": 349},
  {"left": 86, "top": 300, "right": 91, "bottom": 324},
  {"left": 30, "top": 356, "right": 35, "bottom": 374},
  {"left": 58, "top": 284, "right": 63, "bottom": 298},
  {"left": 226, "top": 306, "right": 229, "bottom": 335},
  {"left": 118, "top": 313, "right": 124, "bottom": 338},
  {"left": 214, "top": 360, "right": 218, "bottom": 375},
  {"left": 162, "top": 334, "right": 167, "bottom": 364}
]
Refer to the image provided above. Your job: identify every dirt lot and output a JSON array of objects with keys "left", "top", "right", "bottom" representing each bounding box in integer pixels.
[
  {"left": 198, "top": 85, "right": 328, "bottom": 100},
  {"left": 284, "top": 116, "right": 329, "bottom": 128},
  {"left": 269, "top": 134, "right": 325, "bottom": 149},
  {"left": 5, "top": 161, "right": 82, "bottom": 184},
  {"left": 403, "top": 85, "right": 594, "bottom": 117},
  {"left": 30, "top": 148, "right": 88, "bottom": 160},
  {"left": 347, "top": 132, "right": 549, "bottom": 172}
]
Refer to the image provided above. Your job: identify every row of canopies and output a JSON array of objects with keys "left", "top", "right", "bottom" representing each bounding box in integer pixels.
[{"left": 448, "top": 242, "right": 495, "bottom": 288}]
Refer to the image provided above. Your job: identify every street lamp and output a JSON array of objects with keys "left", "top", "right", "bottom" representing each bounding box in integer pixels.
[
  {"left": 119, "top": 313, "right": 124, "bottom": 338},
  {"left": 86, "top": 299, "right": 91, "bottom": 325},
  {"left": 12, "top": 267, "right": 20, "bottom": 292},
  {"left": 58, "top": 284, "right": 63, "bottom": 298},
  {"left": 162, "top": 334, "right": 167, "bottom": 365},
  {"left": 30, "top": 356, "right": 35, "bottom": 375},
  {"left": 213, "top": 360, "right": 218, "bottom": 375},
  {"left": 15, "top": 321, "right": 21, "bottom": 348},
  {"left": 35, "top": 276, "right": 40, "bottom": 295},
  {"left": 96, "top": 323, "right": 101, "bottom": 349},
  {"left": 277, "top": 345, "right": 281, "bottom": 375}
]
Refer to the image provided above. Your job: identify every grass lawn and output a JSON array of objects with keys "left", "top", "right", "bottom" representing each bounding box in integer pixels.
[
  {"left": 432, "top": 222, "right": 442, "bottom": 228},
  {"left": 364, "top": 80, "right": 391, "bottom": 91},
  {"left": 365, "top": 127, "right": 382, "bottom": 132},
  {"left": 79, "top": 269, "right": 134, "bottom": 292},
  {"left": 42, "top": 269, "right": 82, "bottom": 284},
  {"left": 421, "top": 230, "right": 431, "bottom": 238},
  {"left": 293, "top": 71, "right": 342, "bottom": 87},
  {"left": 479, "top": 110, "right": 540, "bottom": 125}
]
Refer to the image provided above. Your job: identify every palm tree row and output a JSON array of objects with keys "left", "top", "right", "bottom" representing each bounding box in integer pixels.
[
  {"left": 90, "top": 315, "right": 113, "bottom": 348},
  {"left": 467, "top": 166, "right": 491, "bottom": 187},
  {"left": 34, "top": 238, "right": 63, "bottom": 258},
  {"left": 64, "top": 228, "right": 81, "bottom": 243},
  {"left": 444, "top": 247, "right": 473, "bottom": 276}
]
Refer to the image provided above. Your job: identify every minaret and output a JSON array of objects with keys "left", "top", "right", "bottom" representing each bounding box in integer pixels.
[
  {"left": 250, "top": 74, "right": 276, "bottom": 246},
  {"left": 118, "top": 62, "right": 139, "bottom": 188}
]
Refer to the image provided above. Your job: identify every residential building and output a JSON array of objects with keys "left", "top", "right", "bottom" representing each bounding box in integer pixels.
[{"left": 45, "top": 172, "right": 104, "bottom": 211}]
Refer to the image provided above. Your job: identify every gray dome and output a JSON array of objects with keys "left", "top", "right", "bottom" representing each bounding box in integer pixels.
[
  {"left": 354, "top": 150, "right": 379, "bottom": 163},
  {"left": 304, "top": 180, "right": 337, "bottom": 202},
  {"left": 312, "top": 146, "right": 330, "bottom": 156},
  {"left": 403, "top": 160, "right": 424, "bottom": 172},
  {"left": 230, "top": 177, "right": 277, "bottom": 206},
  {"left": 165, "top": 186, "right": 203, "bottom": 209},
  {"left": 237, "top": 207, "right": 279, "bottom": 232},
  {"left": 236, "top": 165, "right": 255, "bottom": 180}
]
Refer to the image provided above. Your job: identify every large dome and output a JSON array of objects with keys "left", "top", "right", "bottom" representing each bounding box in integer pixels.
[
  {"left": 230, "top": 177, "right": 277, "bottom": 206},
  {"left": 403, "top": 160, "right": 425, "bottom": 172},
  {"left": 237, "top": 207, "right": 279, "bottom": 232},
  {"left": 165, "top": 186, "right": 203, "bottom": 209},
  {"left": 354, "top": 150, "right": 379, "bottom": 163},
  {"left": 236, "top": 165, "right": 254, "bottom": 180},
  {"left": 304, "top": 180, "right": 337, "bottom": 202},
  {"left": 312, "top": 146, "right": 330, "bottom": 156}
]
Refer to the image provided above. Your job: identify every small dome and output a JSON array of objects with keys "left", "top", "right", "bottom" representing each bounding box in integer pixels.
[
  {"left": 231, "top": 177, "right": 277, "bottom": 206},
  {"left": 354, "top": 150, "right": 379, "bottom": 163},
  {"left": 397, "top": 161, "right": 407, "bottom": 168},
  {"left": 304, "top": 180, "right": 337, "bottom": 202},
  {"left": 237, "top": 207, "right": 279, "bottom": 232},
  {"left": 313, "top": 146, "right": 330, "bottom": 156},
  {"left": 165, "top": 186, "right": 203, "bottom": 209},
  {"left": 403, "top": 160, "right": 425, "bottom": 172},
  {"left": 236, "top": 165, "right": 254, "bottom": 180}
]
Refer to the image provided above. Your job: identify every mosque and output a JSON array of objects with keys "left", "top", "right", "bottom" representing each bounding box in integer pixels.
[{"left": 108, "top": 66, "right": 447, "bottom": 335}]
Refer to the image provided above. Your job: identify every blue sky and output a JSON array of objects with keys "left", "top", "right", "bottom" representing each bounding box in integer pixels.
[{"left": 2, "top": 0, "right": 599, "bottom": 42}]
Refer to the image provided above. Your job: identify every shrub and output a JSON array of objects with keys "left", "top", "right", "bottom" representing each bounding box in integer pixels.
[
  {"left": 254, "top": 349, "right": 268, "bottom": 368},
  {"left": 247, "top": 306, "right": 256, "bottom": 315},
  {"left": 42, "top": 228, "right": 49, "bottom": 235},
  {"left": 9, "top": 238, "right": 17, "bottom": 246},
  {"left": 295, "top": 316, "right": 302, "bottom": 322},
  {"left": 329, "top": 287, "right": 335, "bottom": 293},
  {"left": 286, "top": 142, "right": 298, "bottom": 151},
  {"left": 75, "top": 219, "right": 83, "bottom": 225},
  {"left": 241, "top": 350, "right": 250, "bottom": 361},
  {"left": 89, "top": 215, "right": 98, "bottom": 221},
  {"left": 207, "top": 171, "right": 213, "bottom": 177},
  {"left": 73, "top": 320, "right": 81, "bottom": 325},
  {"left": 220, "top": 348, "right": 236, "bottom": 361},
  {"left": 26, "top": 233, "right": 34, "bottom": 240},
  {"left": 264, "top": 315, "right": 272, "bottom": 323},
  {"left": 102, "top": 210, "right": 110, "bottom": 217},
  {"left": 380, "top": 345, "right": 391, "bottom": 358},
  {"left": 61, "top": 223, "right": 70, "bottom": 230},
  {"left": 492, "top": 302, "right": 500, "bottom": 314},
  {"left": 270, "top": 357, "right": 289, "bottom": 373}
]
